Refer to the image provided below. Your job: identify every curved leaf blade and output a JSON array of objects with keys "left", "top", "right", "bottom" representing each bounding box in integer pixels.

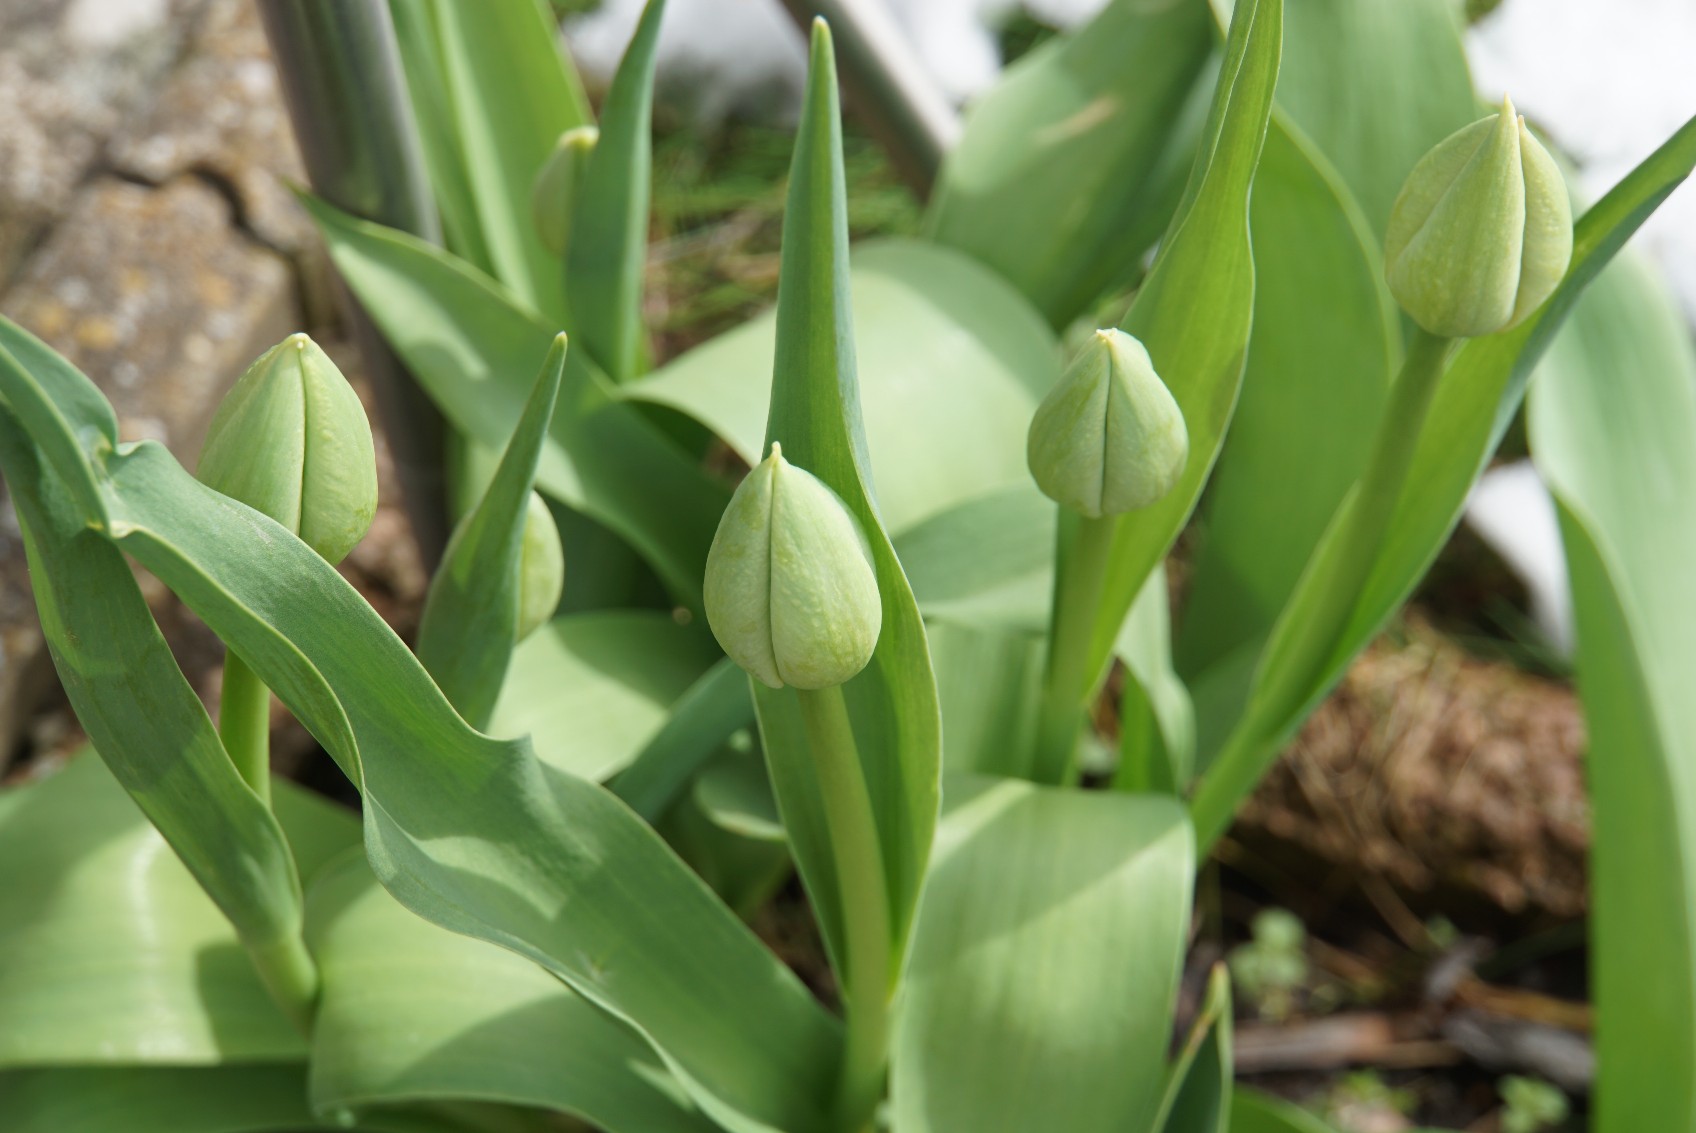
[
  {"left": 1084, "top": 0, "right": 1283, "bottom": 679},
  {"left": 307, "top": 852, "right": 717, "bottom": 1133},
  {"left": 1528, "top": 253, "right": 1696, "bottom": 1133},
  {"left": 891, "top": 777, "right": 1194, "bottom": 1133},
  {"left": 749, "top": 20, "right": 942, "bottom": 975}
]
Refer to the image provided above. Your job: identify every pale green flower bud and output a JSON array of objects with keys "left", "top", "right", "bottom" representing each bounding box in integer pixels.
[
  {"left": 704, "top": 443, "right": 882, "bottom": 690},
  {"left": 1026, "top": 329, "right": 1188, "bottom": 518},
  {"left": 197, "top": 333, "right": 377, "bottom": 565},
  {"left": 531, "top": 126, "right": 599, "bottom": 257},
  {"left": 1385, "top": 96, "right": 1573, "bottom": 338},
  {"left": 516, "top": 492, "right": 564, "bottom": 642}
]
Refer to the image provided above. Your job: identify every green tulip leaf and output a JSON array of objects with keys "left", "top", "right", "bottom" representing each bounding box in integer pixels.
[
  {"left": 1154, "top": 965, "right": 1233, "bottom": 1133},
  {"left": 926, "top": 0, "right": 1213, "bottom": 325},
  {"left": 300, "top": 194, "right": 728, "bottom": 607},
  {"left": 565, "top": 0, "right": 665, "bottom": 382},
  {"left": 627, "top": 238, "right": 1057, "bottom": 536},
  {"left": 491, "top": 610, "right": 724, "bottom": 783},
  {"left": 307, "top": 851, "right": 717, "bottom": 1132},
  {"left": 1190, "top": 109, "right": 1696, "bottom": 847},
  {"left": 743, "top": 20, "right": 942, "bottom": 984},
  {"left": 0, "top": 753, "right": 357, "bottom": 1067},
  {"left": 1083, "top": 0, "right": 1282, "bottom": 683},
  {"left": 0, "top": 319, "right": 841, "bottom": 1133},
  {"left": 417, "top": 338, "right": 564, "bottom": 728},
  {"left": 891, "top": 777, "right": 1194, "bottom": 1133},
  {"left": 420, "top": 0, "right": 589, "bottom": 320},
  {"left": 1529, "top": 252, "right": 1696, "bottom": 1133}
]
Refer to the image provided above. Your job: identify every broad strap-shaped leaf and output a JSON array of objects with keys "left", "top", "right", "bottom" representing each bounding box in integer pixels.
[
  {"left": 891, "top": 777, "right": 1194, "bottom": 1133},
  {"left": 1154, "top": 966, "right": 1234, "bottom": 1133},
  {"left": 1229, "top": 1090, "right": 1340, "bottom": 1133},
  {"left": 748, "top": 20, "right": 942, "bottom": 977},
  {"left": 926, "top": 0, "right": 1213, "bottom": 326},
  {"left": 491, "top": 610, "right": 723, "bottom": 783},
  {"left": 1189, "top": 110, "right": 1696, "bottom": 847},
  {"left": 0, "top": 319, "right": 841, "bottom": 1133},
  {"left": 307, "top": 852, "right": 717, "bottom": 1132},
  {"left": 1275, "top": 0, "right": 1475, "bottom": 236},
  {"left": 0, "top": 1066, "right": 548, "bottom": 1133},
  {"left": 422, "top": 0, "right": 589, "bottom": 320},
  {"left": 627, "top": 238, "right": 1058, "bottom": 536},
  {"left": 0, "top": 403, "right": 314, "bottom": 1020},
  {"left": 1528, "top": 253, "right": 1696, "bottom": 1133},
  {"left": 417, "top": 339, "right": 564, "bottom": 728},
  {"left": 565, "top": 0, "right": 665, "bottom": 383},
  {"left": 301, "top": 195, "right": 728, "bottom": 607},
  {"left": 927, "top": 618, "right": 1045, "bottom": 777},
  {"left": 1084, "top": 0, "right": 1282, "bottom": 682},
  {"left": 1173, "top": 119, "right": 1395, "bottom": 776},
  {"left": 0, "top": 754, "right": 356, "bottom": 1067},
  {"left": 893, "top": 485, "right": 1055, "bottom": 629},
  {"left": 610, "top": 656, "right": 755, "bottom": 822},
  {"left": 388, "top": 0, "right": 493, "bottom": 271}
]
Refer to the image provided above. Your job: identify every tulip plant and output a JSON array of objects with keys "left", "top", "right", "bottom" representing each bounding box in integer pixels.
[{"left": 2, "top": 0, "right": 1695, "bottom": 1131}]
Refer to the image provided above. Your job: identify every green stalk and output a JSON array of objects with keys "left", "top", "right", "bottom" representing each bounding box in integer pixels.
[
  {"left": 1030, "top": 512, "right": 1119, "bottom": 785},
  {"left": 797, "top": 684, "right": 891, "bottom": 1133},
  {"left": 219, "top": 650, "right": 272, "bottom": 806},
  {"left": 247, "top": 930, "right": 318, "bottom": 1035},
  {"left": 1190, "top": 328, "right": 1457, "bottom": 848}
]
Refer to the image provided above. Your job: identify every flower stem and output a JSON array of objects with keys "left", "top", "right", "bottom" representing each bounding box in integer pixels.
[
  {"left": 797, "top": 684, "right": 891, "bottom": 1132},
  {"left": 1190, "top": 327, "right": 1457, "bottom": 849},
  {"left": 220, "top": 650, "right": 271, "bottom": 806},
  {"left": 1030, "top": 512, "right": 1119, "bottom": 786}
]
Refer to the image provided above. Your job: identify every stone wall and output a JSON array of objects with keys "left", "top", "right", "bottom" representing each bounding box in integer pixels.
[{"left": 0, "top": 0, "right": 320, "bottom": 753}]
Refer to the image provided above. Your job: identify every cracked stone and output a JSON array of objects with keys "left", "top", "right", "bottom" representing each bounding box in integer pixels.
[
  {"left": 0, "top": 0, "right": 206, "bottom": 286},
  {"left": 0, "top": 174, "right": 297, "bottom": 755},
  {"left": 110, "top": 0, "right": 314, "bottom": 256}
]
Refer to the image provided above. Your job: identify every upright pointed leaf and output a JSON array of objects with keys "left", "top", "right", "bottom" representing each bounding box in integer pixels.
[
  {"left": 1084, "top": 0, "right": 1283, "bottom": 679},
  {"left": 416, "top": 340, "right": 564, "bottom": 728},
  {"left": 891, "top": 778, "right": 1194, "bottom": 1133},
  {"left": 1174, "top": 120, "right": 1394, "bottom": 772},
  {"left": 1529, "top": 253, "right": 1696, "bottom": 1133},
  {"left": 425, "top": 0, "right": 588, "bottom": 320},
  {"left": 748, "top": 20, "right": 942, "bottom": 974},
  {"left": 565, "top": 0, "right": 665, "bottom": 382}
]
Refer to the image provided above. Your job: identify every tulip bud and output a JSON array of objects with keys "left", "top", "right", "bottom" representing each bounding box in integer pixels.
[
  {"left": 516, "top": 492, "right": 564, "bottom": 642},
  {"left": 1384, "top": 96, "right": 1573, "bottom": 338},
  {"left": 197, "top": 333, "right": 377, "bottom": 565},
  {"left": 1027, "top": 329, "right": 1188, "bottom": 518},
  {"left": 704, "top": 443, "right": 882, "bottom": 690},
  {"left": 531, "top": 126, "right": 599, "bottom": 257}
]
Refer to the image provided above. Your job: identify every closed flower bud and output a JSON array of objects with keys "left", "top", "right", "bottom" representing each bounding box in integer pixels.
[
  {"left": 1384, "top": 96, "right": 1573, "bottom": 338},
  {"left": 704, "top": 443, "right": 882, "bottom": 690},
  {"left": 1027, "top": 329, "right": 1188, "bottom": 518},
  {"left": 516, "top": 492, "right": 564, "bottom": 642},
  {"left": 197, "top": 333, "right": 377, "bottom": 565},
  {"left": 531, "top": 126, "right": 598, "bottom": 257}
]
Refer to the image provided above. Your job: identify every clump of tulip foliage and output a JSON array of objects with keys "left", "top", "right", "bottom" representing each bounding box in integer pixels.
[{"left": 1, "top": 1, "right": 1694, "bottom": 1132}]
